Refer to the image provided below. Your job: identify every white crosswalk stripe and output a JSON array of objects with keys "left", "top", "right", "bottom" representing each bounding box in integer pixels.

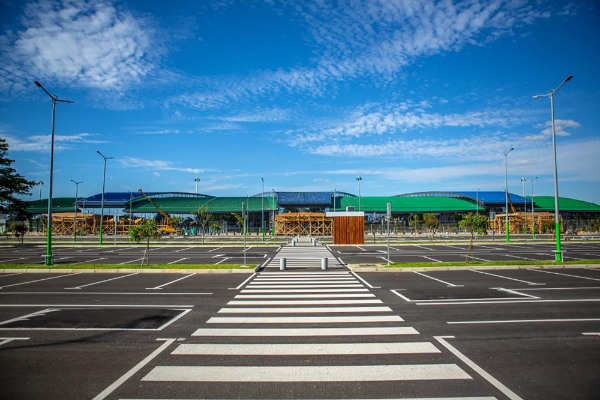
[{"left": 120, "top": 236, "right": 504, "bottom": 399}]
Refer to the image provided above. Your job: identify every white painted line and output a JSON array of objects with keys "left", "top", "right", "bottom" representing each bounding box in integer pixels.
[
  {"left": 247, "top": 284, "right": 363, "bottom": 289},
  {"left": 143, "top": 364, "right": 470, "bottom": 382},
  {"left": 530, "top": 269, "right": 600, "bottom": 282},
  {"left": 418, "top": 299, "right": 600, "bottom": 306},
  {"left": 413, "top": 271, "right": 463, "bottom": 287},
  {"left": 191, "top": 326, "right": 419, "bottom": 337},
  {"left": 494, "top": 287, "right": 540, "bottom": 299},
  {"left": 167, "top": 258, "right": 188, "bottom": 265},
  {"left": 232, "top": 273, "right": 256, "bottom": 290},
  {"left": 92, "top": 338, "right": 176, "bottom": 400},
  {"left": 235, "top": 293, "right": 376, "bottom": 298},
  {"left": 0, "top": 258, "right": 27, "bottom": 263},
  {"left": 0, "top": 337, "right": 29, "bottom": 347},
  {"left": 255, "top": 276, "right": 355, "bottom": 280},
  {"left": 259, "top": 272, "right": 350, "bottom": 276},
  {"left": 249, "top": 280, "right": 356, "bottom": 284},
  {"left": 449, "top": 318, "right": 600, "bottom": 325},
  {"left": 218, "top": 306, "right": 392, "bottom": 314},
  {"left": 467, "top": 256, "right": 490, "bottom": 262},
  {"left": 241, "top": 288, "right": 369, "bottom": 293},
  {"left": 434, "top": 336, "right": 523, "bottom": 400},
  {"left": 356, "top": 246, "right": 367, "bottom": 252},
  {"left": 414, "top": 245, "right": 436, "bottom": 251},
  {"left": 65, "top": 272, "right": 139, "bottom": 289},
  {"left": 443, "top": 245, "right": 465, "bottom": 250},
  {"left": 516, "top": 286, "right": 600, "bottom": 291},
  {"left": 118, "top": 258, "right": 143, "bottom": 265},
  {"left": 0, "top": 292, "right": 210, "bottom": 296},
  {"left": 146, "top": 274, "right": 195, "bottom": 290},
  {"left": 351, "top": 271, "right": 380, "bottom": 288},
  {"left": 208, "top": 247, "right": 223, "bottom": 253},
  {"left": 0, "top": 304, "right": 193, "bottom": 307},
  {"left": 207, "top": 315, "right": 404, "bottom": 324},
  {"left": 155, "top": 309, "right": 192, "bottom": 331},
  {"left": 0, "top": 273, "right": 82, "bottom": 289},
  {"left": 471, "top": 270, "right": 545, "bottom": 286},
  {"left": 421, "top": 255, "right": 442, "bottom": 263},
  {"left": 0, "top": 308, "right": 60, "bottom": 326},
  {"left": 215, "top": 257, "right": 230, "bottom": 265},
  {"left": 227, "top": 299, "right": 383, "bottom": 305},
  {"left": 379, "top": 256, "right": 391, "bottom": 263},
  {"left": 391, "top": 289, "right": 412, "bottom": 302},
  {"left": 211, "top": 254, "right": 225, "bottom": 258},
  {"left": 71, "top": 257, "right": 107, "bottom": 265},
  {"left": 504, "top": 254, "right": 536, "bottom": 261},
  {"left": 174, "top": 247, "right": 191, "bottom": 253},
  {"left": 173, "top": 342, "right": 440, "bottom": 355},
  {"left": 582, "top": 332, "right": 600, "bottom": 336},
  {"left": 0, "top": 272, "right": 26, "bottom": 278}
]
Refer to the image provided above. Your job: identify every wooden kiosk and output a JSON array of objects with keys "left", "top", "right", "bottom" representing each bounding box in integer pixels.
[{"left": 326, "top": 211, "right": 365, "bottom": 244}]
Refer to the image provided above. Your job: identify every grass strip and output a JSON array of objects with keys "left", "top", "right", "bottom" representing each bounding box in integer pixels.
[
  {"left": 385, "top": 259, "right": 600, "bottom": 268},
  {"left": 0, "top": 263, "right": 254, "bottom": 270}
]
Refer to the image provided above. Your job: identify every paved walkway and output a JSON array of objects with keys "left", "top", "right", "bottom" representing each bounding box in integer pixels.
[{"left": 263, "top": 236, "right": 345, "bottom": 270}]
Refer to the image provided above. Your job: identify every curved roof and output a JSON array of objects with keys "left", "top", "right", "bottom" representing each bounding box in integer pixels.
[
  {"left": 26, "top": 198, "right": 76, "bottom": 214},
  {"left": 128, "top": 196, "right": 276, "bottom": 214},
  {"left": 529, "top": 196, "right": 600, "bottom": 212},
  {"left": 340, "top": 196, "right": 483, "bottom": 213},
  {"left": 78, "top": 192, "right": 212, "bottom": 208},
  {"left": 399, "top": 191, "right": 526, "bottom": 204},
  {"left": 274, "top": 191, "right": 354, "bottom": 206}
]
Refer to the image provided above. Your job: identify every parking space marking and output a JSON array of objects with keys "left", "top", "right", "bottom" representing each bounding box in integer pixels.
[
  {"left": 448, "top": 318, "right": 600, "bottom": 325},
  {"left": 0, "top": 291, "right": 211, "bottom": 296},
  {"left": 215, "top": 257, "right": 231, "bottom": 265},
  {"left": 167, "top": 258, "right": 188, "bottom": 265},
  {"left": 516, "top": 286, "right": 600, "bottom": 291},
  {"left": 350, "top": 271, "right": 379, "bottom": 288},
  {"left": 420, "top": 255, "right": 442, "bottom": 263},
  {"left": 0, "top": 304, "right": 194, "bottom": 307},
  {"left": 0, "top": 273, "right": 82, "bottom": 289},
  {"left": 391, "top": 289, "right": 412, "bottom": 302},
  {"left": 118, "top": 258, "right": 144, "bottom": 265},
  {"left": 471, "top": 270, "right": 545, "bottom": 285},
  {"left": 65, "top": 272, "right": 140, "bottom": 290},
  {"left": 0, "top": 337, "right": 29, "bottom": 347},
  {"left": 530, "top": 269, "right": 600, "bottom": 282},
  {"left": 146, "top": 273, "right": 195, "bottom": 290},
  {"left": 71, "top": 257, "right": 107, "bottom": 265},
  {"left": 0, "top": 308, "right": 60, "bottom": 326},
  {"left": 413, "top": 271, "right": 463, "bottom": 287},
  {"left": 582, "top": 332, "right": 600, "bottom": 336},
  {"left": 0, "top": 258, "right": 27, "bottom": 263},
  {"left": 414, "top": 245, "right": 435, "bottom": 251},
  {"left": 0, "top": 272, "right": 25, "bottom": 278},
  {"left": 504, "top": 254, "right": 537, "bottom": 261},
  {"left": 208, "top": 247, "right": 223, "bottom": 252},
  {"left": 174, "top": 247, "right": 191, "bottom": 253},
  {"left": 494, "top": 288, "right": 539, "bottom": 299},
  {"left": 92, "top": 338, "right": 177, "bottom": 400},
  {"left": 434, "top": 336, "right": 524, "bottom": 400},
  {"left": 418, "top": 299, "right": 600, "bottom": 306}
]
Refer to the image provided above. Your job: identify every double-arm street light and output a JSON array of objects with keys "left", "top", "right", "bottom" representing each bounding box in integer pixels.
[
  {"left": 530, "top": 177, "right": 538, "bottom": 239},
  {"left": 97, "top": 151, "right": 113, "bottom": 245},
  {"left": 500, "top": 148, "right": 514, "bottom": 243},
  {"left": 533, "top": 75, "right": 573, "bottom": 262},
  {"left": 34, "top": 81, "right": 73, "bottom": 266},
  {"left": 71, "top": 180, "right": 83, "bottom": 242},
  {"left": 356, "top": 176, "right": 362, "bottom": 211}
]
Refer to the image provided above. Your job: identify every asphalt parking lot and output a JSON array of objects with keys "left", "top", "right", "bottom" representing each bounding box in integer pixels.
[{"left": 0, "top": 266, "right": 598, "bottom": 399}]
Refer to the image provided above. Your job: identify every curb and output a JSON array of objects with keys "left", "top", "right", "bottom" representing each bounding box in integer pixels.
[
  {"left": 347, "top": 264, "right": 600, "bottom": 272},
  {"left": 0, "top": 268, "right": 255, "bottom": 274}
]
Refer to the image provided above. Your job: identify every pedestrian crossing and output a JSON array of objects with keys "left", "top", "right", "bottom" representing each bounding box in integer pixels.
[
  {"left": 115, "top": 262, "right": 505, "bottom": 399},
  {"left": 264, "top": 236, "right": 345, "bottom": 270}
]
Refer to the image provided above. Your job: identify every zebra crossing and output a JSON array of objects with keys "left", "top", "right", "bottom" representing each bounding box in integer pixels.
[
  {"left": 264, "top": 236, "right": 344, "bottom": 270},
  {"left": 117, "top": 266, "right": 506, "bottom": 399}
]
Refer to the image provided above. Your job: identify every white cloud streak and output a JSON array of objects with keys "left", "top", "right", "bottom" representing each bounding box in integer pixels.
[
  {"left": 3, "top": 133, "right": 107, "bottom": 152},
  {"left": 119, "top": 156, "right": 205, "bottom": 174}
]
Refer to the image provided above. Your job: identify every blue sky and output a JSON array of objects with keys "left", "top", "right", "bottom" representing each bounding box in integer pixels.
[{"left": 1, "top": 0, "right": 599, "bottom": 204}]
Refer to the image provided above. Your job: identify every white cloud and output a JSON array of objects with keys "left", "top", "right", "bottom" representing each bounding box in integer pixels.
[
  {"left": 119, "top": 156, "right": 204, "bottom": 174},
  {"left": 3, "top": 132, "right": 107, "bottom": 152},
  {"left": 0, "top": 0, "right": 156, "bottom": 93}
]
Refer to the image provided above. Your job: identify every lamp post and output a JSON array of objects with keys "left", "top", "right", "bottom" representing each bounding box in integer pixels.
[
  {"left": 38, "top": 181, "right": 44, "bottom": 200},
  {"left": 476, "top": 187, "right": 480, "bottom": 215},
  {"left": 261, "top": 177, "right": 265, "bottom": 241},
  {"left": 97, "top": 151, "right": 113, "bottom": 245},
  {"left": 533, "top": 75, "right": 573, "bottom": 261},
  {"left": 195, "top": 177, "right": 200, "bottom": 194},
  {"left": 521, "top": 177, "right": 527, "bottom": 234},
  {"left": 34, "top": 81, "right": 73, "bottom": 266},
  {"left": 127, "top": 190, "right": 133, "bottom": 233},
  {"left": 356, "top": 176, "right": 362, "bottom": 211},
  {"left": 333, "top": 189, "right": 337, "bottom": 212},
  {"left": 71, "top": 180, "right": 82, "bottom": 242},
  {"left": 272, "top": 189, "right": 275, "bottom": 236},
  {"left": 500, "top": 148, "right": 514, "bottom": 243},
  {"left": 530, "top": 177, "right": 538, "bottom": 239}
]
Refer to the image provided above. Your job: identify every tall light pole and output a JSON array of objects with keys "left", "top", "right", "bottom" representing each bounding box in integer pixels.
[
  {"left": 34, "top": 81, "right": 73, "bottom": 266},
  {"left": 38, "top": 181, "right": 44, "bottom": 200},
  {"left": 521, "top": 177, "right": 527, "bottom": 234},
  {"left": 97, "top": 151, "right": 113, "bottom": 245},
  {"left": 195, "top": 177, "right": 200, "bottom": 194},
  {"left": 533, "top": 75, "right": 573, "bottom": 262},
  {"left": 500, "top": 148, "right": 514, "bottom": 243},
  {"left": 476, "top": 187, "right": 480, "bottom": 215},
  {"left": 530, "top": 177, "right": 538, "bottom": 239},
  {"left": 333, "top": 188, "right": 337, "bottom": 212},
  {"left": 261, "top": 177, "right": 265, "bottom": 241},
  {"left": 356, "top": 176, "right": 362, "bottom": 211},
  {"left": 272, "top": 189, "right": 275, "bottom": 236},
  {"left": 71, "top": 180, "right": 83, "bottom": 242},
  {"left": 127, "top": 190, "right": 133, "bottom": 233}
]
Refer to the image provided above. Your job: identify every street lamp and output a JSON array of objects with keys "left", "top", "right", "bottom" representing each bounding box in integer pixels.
[
  {"left": 195, "top": 177, "right": 200, "bottom": 194},
  {"left": 533, "top": 75, "right": 573, "bottom": 262},
  {"left": 476, "top": 187, "right": 480, "bottom": 215},
  {"left": 333, "top": 188, "right": 337, "bottom": 212},
  {"left": 261, "top": 177, "right": 265, "bottom": 241},
  {"left": 127, "top": 190, "right": 133, "bottom": 233},
  {"left": 38, "top": 181, "right": 44, "bottom": 200},
  {"left": 356, "top": 176, "right": 362, "bottom": 211},
  {"left": 499, "top": 148, "right": 514, "bottom": 243},
  {"left": 97, "top": 150, "right": 113, "bottom": 245},
  {"left": 272, "top": 189, "right": 275, "bottom": 236},
  {"left": 521, "top": 177, "right": 527, "bottom": 234},
  {"left": 34, "top": 81, "right": 73, "bottom": 266},
  {"left": 71, "top": 180, "right": 83, "bottom": 242},
  {"left": 530, "top": 177, "right": 538, "bottom": 239}
]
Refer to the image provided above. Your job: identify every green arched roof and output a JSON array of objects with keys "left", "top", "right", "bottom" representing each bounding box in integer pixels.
[
  {"left": 339, "top": 196, "right": 483, "bottom": 213},
  {"left": 529, "top": 196, "right": 600, "bottom": 212},
  {"left": 26, "top": 198, "right": 76, "bottom": 214},
  {"left": 128, "top": 196, "right": 276, "bottom": 214}
]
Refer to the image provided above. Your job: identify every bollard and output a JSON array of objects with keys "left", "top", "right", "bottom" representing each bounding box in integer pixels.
[
  {"left": 280, "top": 258, "right": 287, "bottom": 270},
  {"left": 292, "top": 240, "right": 296, "bottom": 247},
  {"left": 312, "top": 239, "right": 316, "bottom": 247},
  {"left": 321, "top": 257, "right": 328, "bottom": 270}
]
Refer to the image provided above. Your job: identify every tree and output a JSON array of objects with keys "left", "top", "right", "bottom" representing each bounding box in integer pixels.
[
  {"left": 0, "top": 138, "right": 36, "bottom": 216},
  {"left": 129, "top": 219, "right": 161, "bottom": 266},
  {"left": 458, "top": 214, "right": 488, "bottom": 262},
  {"left": 8, "top": 222, "right": 27, "bottom": 245},
  {"left": 409, "top": 214, "right": 420, "bottom": 237},
  {"left": 194, "top": 205, "right": 213, "bottom": 244},
  {"left": 423, "top": 213, "right": 439, "bottom": 242}
]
